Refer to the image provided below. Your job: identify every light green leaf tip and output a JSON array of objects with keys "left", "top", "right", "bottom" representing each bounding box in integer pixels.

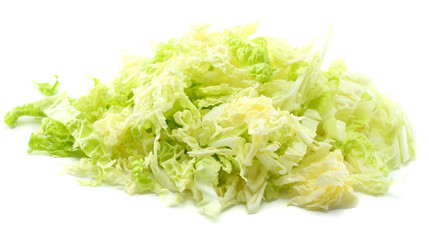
[{"left": 33, "top": 75, "right": 60, "bottom": 96}]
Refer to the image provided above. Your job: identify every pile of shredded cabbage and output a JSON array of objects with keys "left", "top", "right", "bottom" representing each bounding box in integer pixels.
[{"left": 4, "top": 23, "right": 416, "bottom": 218}]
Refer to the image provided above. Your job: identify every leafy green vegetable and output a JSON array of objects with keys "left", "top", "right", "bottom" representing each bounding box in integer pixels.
[
  {"left": 33, "top": 75, "right": 60, "bottom": 96},
  {"left": 225, "top": 30, "right": 273, "bottom": 83},
  {"left": 28, "top": 117, "right": 82, "bottom": 157},
  {"left": 4, "top": 23, "right": 415, "bottom": 218}
]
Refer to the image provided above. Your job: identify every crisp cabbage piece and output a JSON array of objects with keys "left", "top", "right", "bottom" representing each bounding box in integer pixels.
[
  {"left": 33, "top": 75, "right": 60, "bottom": 96},
  {"left": 4, "top": 23, "right": 415, "bottom": 218}
]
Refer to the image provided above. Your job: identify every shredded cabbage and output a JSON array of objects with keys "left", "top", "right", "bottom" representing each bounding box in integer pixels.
[
  {"left": 33, "top": 75, "right": 60, "bottom": 96},
  {"left": 4, "top": 23, "right": 416, "bottom": 218}
]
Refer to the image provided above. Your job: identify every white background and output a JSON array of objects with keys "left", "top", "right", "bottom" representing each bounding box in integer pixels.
[{"left": 1, "top": 0, "right": 428, "bottom": 239}]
